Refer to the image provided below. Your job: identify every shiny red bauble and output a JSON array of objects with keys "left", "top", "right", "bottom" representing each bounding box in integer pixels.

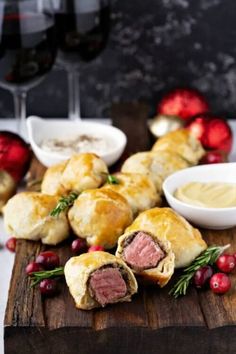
[
  {"left": 157, "top": 88, "right": 209, "bottom": 121},
  {"left": 35, "top": 251, "right": 60, "bottom": 270},
  {"left": 186, "top": 115, "right": 233, "bottom": 154},
  {"left": 0, "top": 131, "right": 31, "bottom": 182},
  {"left": 210, "top": 273, "right": 231, "bottom": 294}
]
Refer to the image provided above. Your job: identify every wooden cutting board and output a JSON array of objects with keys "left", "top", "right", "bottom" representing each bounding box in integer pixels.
[{"left": 4, "top": 103, "right": 236, "bottom": 354}]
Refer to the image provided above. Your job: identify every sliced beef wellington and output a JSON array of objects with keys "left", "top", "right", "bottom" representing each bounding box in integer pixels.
[
  {"left": 64, "top": 251, "right": 137, "bottom": 310},
  {"left": 116, "top": 230, "right": 175, "bottom": 287}
]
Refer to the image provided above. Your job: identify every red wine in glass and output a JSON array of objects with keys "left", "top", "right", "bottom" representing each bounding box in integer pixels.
[
  {"left": 0, "top": 12, "right": 57, "bottom": 91},
  {"left": 54, "top": 0, "right": 110, "bottom": 120}
]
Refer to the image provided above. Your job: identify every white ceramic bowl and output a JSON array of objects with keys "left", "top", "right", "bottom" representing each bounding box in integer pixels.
[
  {"left": 27, "top": 116, "right": 127, "bottom": 167},
  {"left": 163, "top": 163, "right": 236, "bottom": 230}
]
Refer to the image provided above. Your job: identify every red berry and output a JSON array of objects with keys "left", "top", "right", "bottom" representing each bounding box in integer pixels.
[
  {"left": 71, "top": 238, "right": 87, "bottom": 255},
  {"left": 6, "top": 237, "right": 16, "bottom": 252},
  {"left": 200, "top": 151, "right": 227, "bottom": 165},
  {"left": 216, "top": 254, "right": 236, "bottom": 273},
  {"left": 39, "top": 279, "right": 57, "bottom": 297},
  {"left": 88, "top": 245, "right": 104, "bottom": 253},
  {"left": 210, "top": 273, "right": 231, "bottom": 294},
  {"left": 36, "top": 251, "right": 60, "bottom": 270},
  {"left": 25, "top": 262, "right": 43, "bottom": 276},
  {"left": 193, "top": 265, "right": 213, "bottom": 288},
  {"left": 158, "top": 88, "right": 209, "bottom": 121}
]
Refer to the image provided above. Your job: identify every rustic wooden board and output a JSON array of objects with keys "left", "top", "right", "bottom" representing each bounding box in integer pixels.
[{"left": 4, "top": 103, "right": 236, "bottom": 354}]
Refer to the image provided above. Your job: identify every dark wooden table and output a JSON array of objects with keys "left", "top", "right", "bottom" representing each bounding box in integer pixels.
[{"left": 4, "top": 103, "right": 236, "bottom": 354}]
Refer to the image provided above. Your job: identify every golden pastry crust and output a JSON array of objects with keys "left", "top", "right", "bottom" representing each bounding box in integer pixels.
[
  {"left": 116, "top": 230, "right": 175, "bottom": 287},
  {"left": 121, "top": 151, "right": 188, "bottom": 193},
  {"left": 60, "top": 153, "right": 108, "bottom": 193},
  {"left": 152, "top": 129, "right": 205, "bottom": 165},
  {"left": 64, "top": 251, "right": 138, "bottom": 310},
  {"left": 68, "top": 188, "right": 133, "bottom": 249},
  {"left": 3, "top": 192, "right": 70, "bottom": 245},
  {"left": 41, "top": 161, "right": 68, "bottom": 196},
  {"left": 125, "top": 207, "right": 207, "bottom": 268},
  {"left": 0, "top": 170, "right": 16, "bottom": 213},
  {"left": 102, "top": 172, "right": 161, "bottom": 216}
]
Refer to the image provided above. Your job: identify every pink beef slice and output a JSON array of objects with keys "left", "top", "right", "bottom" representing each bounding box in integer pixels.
[
  {"left": 89, "top": 267, "right": 127, "bottom": 306},
  {"left": 123, "top": 232, "right": 165, "bottom": 270}
]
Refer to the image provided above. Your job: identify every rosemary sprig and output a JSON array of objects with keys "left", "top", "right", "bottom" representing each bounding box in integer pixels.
[
  {"left": 107, "top": 174, "right": 119, "bottom": 185},
  {"left": 50, "top": 191, "right": 79, "bottom": 217},
  {"left": 30, "top": 267, "right": 65, "bottom": 287},
  {"left": 169, "top": 244, "right": 230, "bottom": 298}
]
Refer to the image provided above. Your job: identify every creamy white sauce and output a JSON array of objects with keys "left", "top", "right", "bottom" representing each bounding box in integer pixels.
[{"left": 41, "top": 134, "right": 112, "bottom": 156}]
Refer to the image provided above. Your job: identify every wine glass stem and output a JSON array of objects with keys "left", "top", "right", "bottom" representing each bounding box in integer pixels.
[
  {"left": 67, "top": 69, "right": 81, "bottom": 120},
  {"left": 13, "top": 90, "right": 27, "bottom": 136}
]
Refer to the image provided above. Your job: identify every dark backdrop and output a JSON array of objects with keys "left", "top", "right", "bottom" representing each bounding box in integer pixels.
[{"left": 1, "top": 0, "right": 236, "bottom": 119}]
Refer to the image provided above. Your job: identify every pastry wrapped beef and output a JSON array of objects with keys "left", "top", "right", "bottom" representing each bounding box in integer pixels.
[
  {"left": 116, "top": 230, "right": 175, "bottom": 287},
  {"left": 102, "top": 172, "right": 161, "bottom": 216},
  {"left": 41, "top": 161, "right": 67, "bottom": 196},
  {"left": 124, "top": 207, "right": 207, "bottom": 268},
  {"left": 60, "top": 153, "right": 108, "bottom": 193},
  {"left": 64, "top": 251, "right": 138, "bottom": 310},
  {"left": 121, "top": 151, "right": 188, "bottom": 193},
  {"left": 68, "top": 189, "right": 133, "bottom": 249},
  {"left": 152, "top": 129, "right": 205, "bottom": 165},
  {"left": 3, "top": 192, "right": 70, "bottom": 245}
]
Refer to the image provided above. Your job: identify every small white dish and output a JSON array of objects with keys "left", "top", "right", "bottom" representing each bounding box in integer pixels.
[
  {"left": 163, "top": 163, "right": 236, "bottom": 230},
  {"left": 27, "top": 116, "right": 127, "bottom": 167}
]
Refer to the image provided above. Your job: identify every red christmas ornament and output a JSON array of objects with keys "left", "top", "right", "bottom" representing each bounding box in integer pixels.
[
  {"left": 157, "top": 88, "right": 209, "bottom": 121},
  {"left": 186, "top": 114, "right": 233, "bottom": 154},
  {"left": 0, "top": 131, "right": 31, "bottom": 182},
  {"left": 200, "top": 150, "right": 227, "bottom": 164}
]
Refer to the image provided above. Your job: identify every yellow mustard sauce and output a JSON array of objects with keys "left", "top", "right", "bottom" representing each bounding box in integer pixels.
[{"left": 175, "top": 182, "right": 236, "bottom": 208}]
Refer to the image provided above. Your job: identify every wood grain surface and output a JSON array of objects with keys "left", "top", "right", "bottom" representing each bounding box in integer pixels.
[{"left": 4, "top": 103, "right": 236, "bottom": 354}]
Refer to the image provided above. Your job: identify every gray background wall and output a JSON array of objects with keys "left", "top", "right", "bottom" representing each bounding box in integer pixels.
[{"left": 1, "top": 0, "right": 236, "bottom": 119}]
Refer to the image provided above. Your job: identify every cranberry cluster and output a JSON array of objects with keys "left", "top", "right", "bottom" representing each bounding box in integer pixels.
[{"left": 194, "top": 253, "right": 236, "bottom": 294}]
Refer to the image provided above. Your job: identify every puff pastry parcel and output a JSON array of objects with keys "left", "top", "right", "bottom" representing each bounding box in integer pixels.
[
  {"left": 121, "top": 151, "right": 188, "bottom": 192},
  {"left": 65, "top": 251, "right": 138, "bottom": 310},
  {"left": 152, "top": 129, "right": 205, "bottom": 165},
  {"left": 125, "top": 207, "right": 207, "bottom": 268},
  {"left": 60, "top": 153, "right": 108, "bottom": 193},
  {"left": 41, "top": 160, "right": 68, "bottom": 196},
  {"left": 3, "top": 192, "right": 70, "bottom": 245},
  {"left": 68, "top": 188, "right": 133, "bottom": 249},
  {"left": 116, "top": 229, "right": 175, "bottom": 287},
  {"left": 102, "top": 172, "right": 161, "bottom": 216}
]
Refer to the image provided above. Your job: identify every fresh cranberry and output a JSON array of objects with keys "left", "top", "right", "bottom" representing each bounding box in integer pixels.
[
  {"left": 200, "top": 151, "right": 226, "bottom": 164},
  {"left": 193, "top": 265, "right": 213, "bottom": 288},
  {"left": 39, "top": 279, "right": 57, "bottom": 297},
  {"left": 71, "top": 238, "right": 87, "bottom": 255},
  {"left": 88, "top": 245, "right": 104, "bottom": 253},
  {"left": 210, "top": 273, "right": 231, "bottom": 294},
  {"left": 6, "top": 237, "right": 17, "bottom": 252},
  {"left": 25, "top": 262, "right": 43, "bottom": 276},
  {"left": 36, "top": 251, "right": 59, "bottom": 270},
  {"left": 216, "top": 254, "right": 236, "bottom": 273}
]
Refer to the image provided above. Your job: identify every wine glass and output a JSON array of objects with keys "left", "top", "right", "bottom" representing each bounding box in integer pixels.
[
  {"left": 55, "top": 0, "right": 110, "bottom": 120},
  {"left": 0, "top": 0, "right": 57, "bottom": 135}
]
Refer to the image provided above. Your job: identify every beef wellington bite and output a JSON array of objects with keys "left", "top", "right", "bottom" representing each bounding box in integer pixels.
[
  {"left": 116, "top": 230, "right": 175, "bottom": 287},
  {"left": 64, "top": 251, "right": 138, "bottom": 310},
  {"left": 68, "top": 188, "right": 133, "bottom": 249}
]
